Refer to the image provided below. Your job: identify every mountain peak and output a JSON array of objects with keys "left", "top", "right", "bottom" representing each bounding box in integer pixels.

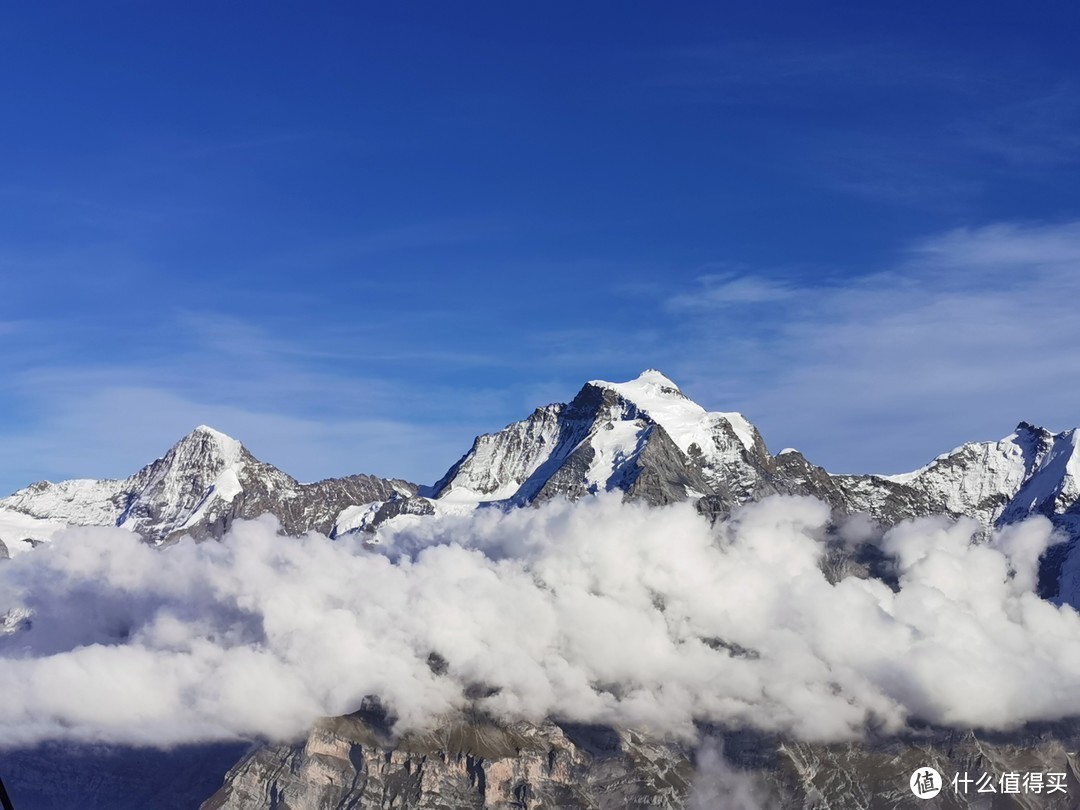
[
  {"left": 174, "top": 425, "right": 244, "bottom": 461},
  {"left": 588, "top": 371, "right": 758, "bottom": 453},
  {"left": 189, "top": 424, "right": 238, "bottom": 442},
  {"left": 590, "top": 369, "right": 685, "bottom": 399}
]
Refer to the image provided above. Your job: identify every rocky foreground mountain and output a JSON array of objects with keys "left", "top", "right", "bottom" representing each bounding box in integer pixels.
[
  {"left": 3, "top": 370, "right": 1080, "bottom": 809},
  {"left": 202, "top": 705, "right": 1080, "bottom": 810}
]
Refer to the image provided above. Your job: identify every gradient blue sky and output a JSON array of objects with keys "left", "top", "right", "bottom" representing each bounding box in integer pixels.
[{"left": 3, "top": 2, "right": 1080, "bottom": 492}]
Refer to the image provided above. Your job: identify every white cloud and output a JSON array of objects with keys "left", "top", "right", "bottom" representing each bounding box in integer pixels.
[
  {"left": 687, "top": 739, "right": 774, "bottom": 810},
  {"left": 0, "top": 495, "right": 1075, "bottom": 749},
  {"left": 915, "top": 220, "right": 1080, "bottom": 267},
  {"left": 667, "top": 272, "right": 796, "bottom": 312}
]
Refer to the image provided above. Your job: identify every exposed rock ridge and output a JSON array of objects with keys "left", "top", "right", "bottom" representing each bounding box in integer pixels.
[{"left": 0, "top": 426, "right": 416, "bottom": 546}]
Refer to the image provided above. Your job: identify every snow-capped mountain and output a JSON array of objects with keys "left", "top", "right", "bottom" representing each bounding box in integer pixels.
[
  {"left": 0, "top": 425, "right": 415, "bottom": 552},
  {"left": 834, "top": 421, "right": 1080, "bottom": 535},
  {"left": 430, "top": 370, "right": 772, "bottom": 507},
  {"left": 419, "top": 370, "right": 1079, "bottom": 534},
  {"left": 2, "top": 370, "right": 1077, "bottom": 566},
  {"left": 330, "top": 370, "right": 1080, "bottom": 600},
  {"left": 417, "top": 367, "right": 922, "bottom": 523}
]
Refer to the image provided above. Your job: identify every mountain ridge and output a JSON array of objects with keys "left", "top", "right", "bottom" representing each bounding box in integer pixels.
[
  {"left": 0, "top": 425, "right": 416, "bottom": 551},
  {"left": 2, "top": 370, "right": 1077, "bottom": 578}
]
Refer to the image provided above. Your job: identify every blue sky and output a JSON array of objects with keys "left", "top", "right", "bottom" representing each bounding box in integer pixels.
[{"left": 2, "top": 2, "right": 1080, "bottom": 492}]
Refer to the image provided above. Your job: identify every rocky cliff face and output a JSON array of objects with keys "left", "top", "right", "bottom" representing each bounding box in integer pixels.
[
  {"left": 203, "top": 707, "right": 692, "bottom": 810},
  {"left": 201, "top": 706, "right": 1080, "bottom": 810}
]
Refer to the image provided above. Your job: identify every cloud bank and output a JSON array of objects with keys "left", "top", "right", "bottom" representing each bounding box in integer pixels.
[{"left": 0, "top": 495, "right": 1075, "bottom": 748}]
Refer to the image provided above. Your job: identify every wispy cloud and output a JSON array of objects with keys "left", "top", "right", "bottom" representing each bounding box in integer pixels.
[
  {"left": 0, "top": 385, "right": 467, "bottom": 488},
  {"left": 914, "top": 220, "right": 1080, "bottom": 266},
  {"left": 659, "top": 220, "right": 1080, "bottom": 474},
  {"left": 248, "top": 218, "right": 518, "bottom": 280},
  {"left": 960, "top": 84, "right": 1080, "bottom": 167},
  {"left": 651, "top": 42, "right": 985, "bottom": 100},
  {"left": 5, "top": 218, "right": 1080, "bottom": 491},
  {"left": 0, "top": 312, "right": 494, "bottom": 492},
  {"left": 667, "top": 268, "right": 796, "bottom": 311},
  {"left": 166, "top": 130, "right": 335, "bottom": 161},
  {"left": 0, "top": 321, "right": 25, "bottom": 337},
  {"left": 647, "top": 39, "right": 1080, "bottom": 210}
]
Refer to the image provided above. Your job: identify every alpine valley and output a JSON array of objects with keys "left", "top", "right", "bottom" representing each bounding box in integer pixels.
[{"left": 2, "top": 370, "right": 1080, "bottom": 809}]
